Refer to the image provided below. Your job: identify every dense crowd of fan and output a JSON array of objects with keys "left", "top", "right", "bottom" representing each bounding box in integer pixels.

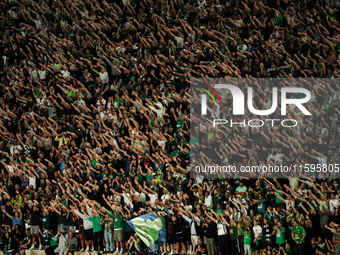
[{"left": 1, "top": 0, "right": 340, "bottom": 255}]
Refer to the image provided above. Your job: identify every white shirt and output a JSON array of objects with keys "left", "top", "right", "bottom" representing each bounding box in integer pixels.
[
  {"left": 264, "top": 99, "right": 272, "bottom": 109},
  {"left": 47, "top": 102, "right": 57, "bottom": 118},
  {"left": 2, "top": 56, "right": 7, "bottom": 66},
  {"left": 206, "top": 104, "right": 221, "bottom": 119},
  {"left": 113, "top": 194, "right": 121, "bottom": 203},
  {"left": 204, "top": 194, "right": 212, "bottom": 208},
  {"left": 74, "top": 209, "right": 93, "bottom": 230},
  {"left": 253, "top": 225, "right": 262, "bottom": 239},
  {"left": 161, "top": 193, "right": 170, "bottom": 203},
  {"left": 29, "top": 176, "right": 36, "bottom": 189},
  {"left": 148, "top": 103, "right": 165, "bottom": 119},
  {"left": 76, "top": 99, "right": 86, "bottom": 107},
  {"left": 157, "top": 139, "right": 166, "bottom": 150},
  {"left": 234, "top": 19, "right": 243, "bottom": 27},
  {"left": 183, "top": 215, "right": 201, "bottom": 235},
  {"left": 20, "top": 26, "right": 26, "bottom": 39},
  {"left": 61, "top": 70, "right": 70, "bottom": 77},
  {"left": 289, "top": 178, "right": 299, "bottom": 191},
  {"left": 37, "top": 97, "right": 45, "bottom": 106},
  {"left": 7, "top": 165, "right": 14, "bottom": 174},
  {"left": 96, "top": 98, "right": 107, "bottom": 113},
  {"left": 198, "top": 0, "right": 206, "bottom": 8},
  {"left": 30, "top": 70, "right": 38, "bottom": 80},
  {"left": 10, "top": 144, "right": 22, "bottom": 155},
  {"left": 284, "top": 199, "right": 295, "bottom": 210},
  {"left": 38, "top": 70, "right": 46, "bottom": 80},
  {"left": 329, "top": 199, "right": 339, "bottom": 215},
  {"left": 217, "top": 222, "right": 227, "bottom": 236},
  {"left": 34, "top": 19, "right": 42, "bottom": 29},
  {"left": 149, "top": 193, "right": 158, "bottom": 204},
  {"left": 274, "top": 154, "right": 283, "bottom": 163},
  {"left": 195, "top": 174, "right": 204, "bottom": 185},
  {"left": 174, "top": 36, "right": 184, "bottom": 48},
  {"left": 122, "top": 193, "right": 132, "bottom": 206},
  {"left": 99, "top": 72, "right": 109, "bottom": 84}
]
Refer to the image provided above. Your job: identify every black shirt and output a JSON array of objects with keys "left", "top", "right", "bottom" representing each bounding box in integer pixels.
[{"left": 203, "top": 222, "right": 217, "bottom": 238}]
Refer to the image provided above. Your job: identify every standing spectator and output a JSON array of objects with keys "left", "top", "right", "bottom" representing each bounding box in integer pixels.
[
  {"left": 291, "top": 218, "right": 306, "bottom": 255},
  {"left": 229, "top": 215, "right": 239, "bottom": 255},
  {"left": 104, "top": 207, "right": 124, "bottom": 254},
  {"left": 273, "top": 221, "right": 286, "bottom": 253},
  {"left": 72, "top": 205, "right": 94, "bottom": 252},
  {"left": 239, "top": 227, "right": 252, "bottom": 255},
  {"left": 253, "top": 220, "right": 263, "bottom": 255},
  {"left": 202, "top": 216, "right": 216, "bottom": 255},
  {"left": 28, "top": 204, "right": 42, "bottom": 250},
  {"left": 87, "top": 203, "right": 103, "bottom": 253},
  {"left": 206, "top": 211, "right": 229, "bottom": 255},
  {"left": 102, "top": 212, "right": 114, "bottom": 252}
]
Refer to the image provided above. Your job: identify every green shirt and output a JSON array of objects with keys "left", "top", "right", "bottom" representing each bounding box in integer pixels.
[
  {"left": 213, "top": 194, "right": 222, "bottom": 210},
  {"left": 239, "top": 228, "right": 251, "bottom": 245},
  {"left": 89, "top": 216, "right": 102, "bottom": 233},
  {"left": 91, "top": 159, "right": 98, "bottom": 168},
  {"left": 66, "top": 90, "right": 76, "bottom": 100},
  {"left": 273, "top": 16, "right": 283, "bottom": 25},
  {"left": 50, "top": 235, "right": 59, "bottom": 246},
  {"left": 214, "top": 209, "right": 224, "bottom": 215},
  {"left": 291, "top": 225, "right": 305, "bottom": 242},
  {"left": 146, "top": 172, "right": 153, "bottom": 185},
  {"left": 236, "top": 186, "right": 247, "bottom": 194},
  {"left": 42, "top": 215, "right": 50, "bottom": 229},
  {"left": 170, "top": 150, "right": 180, "bottom": 157},
  {"left": 275, "top": 189, "right": 284, "bottom": 204},
  {"left": 275, "top": 227, "right": 285, "bottom": 244},
  {"left": 113, "top": 98, "right": 124, "bottom": 109},
  {"left": 176, "top": 120, "right": 184, "bottom": 131},
  {"left": 106, "top": 210, "right": 123, "bottom": 230},
  {"left": 230, "top": 226, "right": 238, "bottom": 240}
]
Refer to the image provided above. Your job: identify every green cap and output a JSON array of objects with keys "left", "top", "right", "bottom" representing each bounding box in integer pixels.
[{"left": 131, "top": 76, "right": 135, "bottom": 80}]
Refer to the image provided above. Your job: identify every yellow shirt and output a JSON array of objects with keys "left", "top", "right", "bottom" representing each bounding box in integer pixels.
[{"left": 55, "top": 136, "right": 70, "bottom": 148}]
